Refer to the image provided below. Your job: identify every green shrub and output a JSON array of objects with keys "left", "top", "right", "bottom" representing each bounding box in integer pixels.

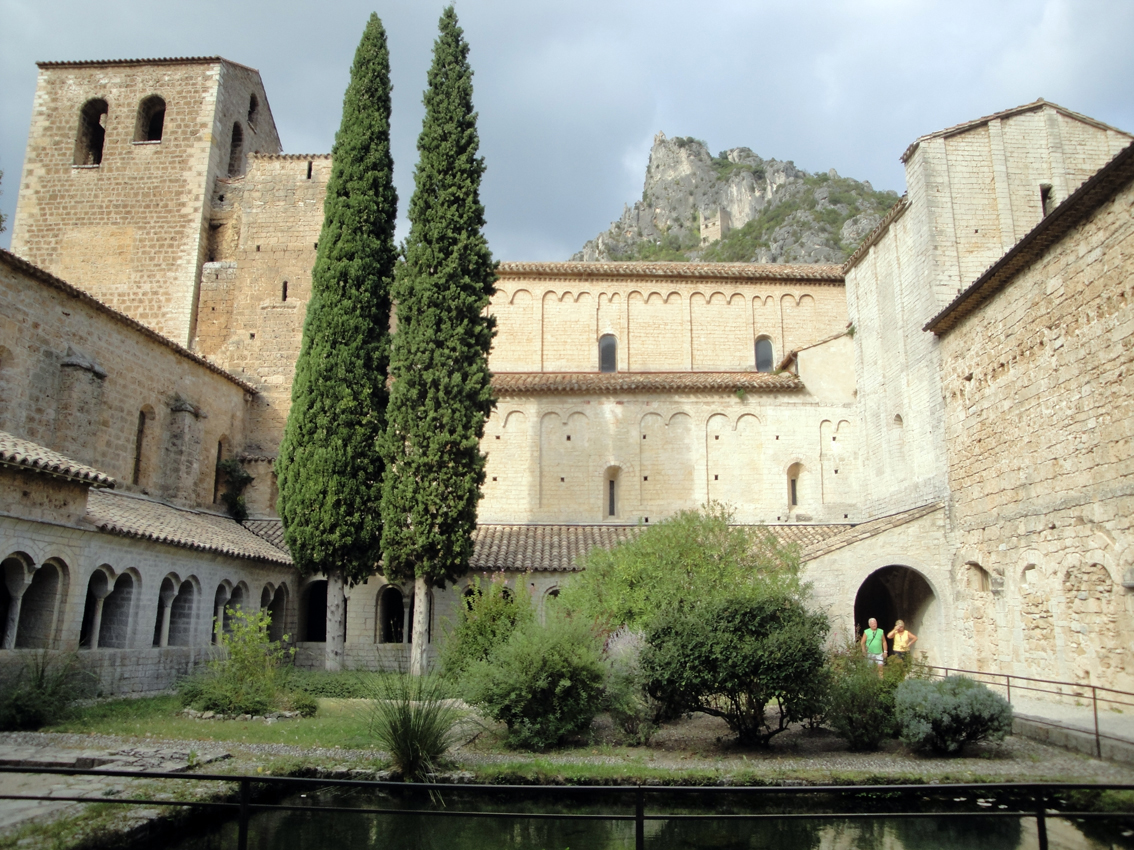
[
  {"left": 895, "top": 675, "right": 1013, "bottom": 754},
  {"left": 602, "top": 628, "right": 659, "bottom": 746},
  {"left": 286, "top": 669, "right": 380, "bottom": 699},
  {"left": 827, "top": 653, "right": 908, "bottom": 750},
  {"left": 0, "top": 652, "right": 91, "bottom": 730},
  {"left": 367, "top": 673, "right": 463, "bottom": 781},
  {"left": 641, "top": 593, "right": 829, "bottom": 746},
  {"left": 440, "top": 576, "right": 534, "bottom": 679},
  {"left": 178, "top": 606, "right": 305, "bottom": 716},
  {"left": 464, "top": 611, "right": 606, "bottom": 751}
]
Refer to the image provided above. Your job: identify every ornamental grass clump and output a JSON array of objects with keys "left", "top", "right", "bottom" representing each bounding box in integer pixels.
[
  {"left": 895, "top": 675, "right": 1013, "bottom": 754},
  {"left": 0, "top": 651, "right": 91, "bottom": 731},
  {"left": 367, "top": 673, "right": 463, "bottom": 782}
]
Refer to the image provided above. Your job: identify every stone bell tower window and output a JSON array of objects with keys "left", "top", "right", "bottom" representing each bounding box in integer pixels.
[
  {"left": 74, "top": 99, "right": 108, "bottom": 166},
  {"left": 134, "top": 95, "right": 165, "bottom": 142},
  {"left": 228, "top": 123, "right": 244, "bottom": 177}
]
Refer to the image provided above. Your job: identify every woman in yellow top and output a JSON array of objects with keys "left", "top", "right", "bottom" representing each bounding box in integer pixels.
[{"left": 887, "top": 620, "right": 917, "bottom": 662}]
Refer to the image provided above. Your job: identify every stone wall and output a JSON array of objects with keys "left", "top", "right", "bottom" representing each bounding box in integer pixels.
[
  {"left": 194, "top": 153, "right": 332, "bottom": 459},
  {"left": 845, "top": 104, "right": 1130, "bottom": 521},
  {"left": 10, "top": 59, "right": 281, "bottom": 347},
  {"left": 938, "top": 173, "right": 1134, "bottom": 689},
  {"left": 0, "top": 252, "right": 254, "bottom": 508},
  {"left": 490, "top": 268, "right": 848, "bottom": 373}
]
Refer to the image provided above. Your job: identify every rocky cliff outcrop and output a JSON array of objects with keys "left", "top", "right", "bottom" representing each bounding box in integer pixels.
[{"left": 573, "top": 133, "right": 899, "bottom": 263}]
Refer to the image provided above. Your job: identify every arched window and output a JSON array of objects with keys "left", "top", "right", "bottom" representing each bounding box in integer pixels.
[
  {"left": 604, "top": 467, "right": 620, "bottom": 518},
  {"left": 247, "top": 93, "right": 259, "bottom": 127},
  {"left": 787, "top": 462, "right": 803, "bottom": 507},
  {"left": 599, "top": 334, "right": 617, "bottom": 373},
  {"left": 755, "top": 337, "right": 775, "bottom": 373},
  {"left": 227, "top": 123, "right": 244, "bottom": 177},
  {"left": 377, "top": 586, "right": 404, "bottom": 644},
  {"left": 134, "top": 95, "right": 165, "bottom": 142},
  {"left": 74, "top": 99, "right": 108, "bottom": 166}
]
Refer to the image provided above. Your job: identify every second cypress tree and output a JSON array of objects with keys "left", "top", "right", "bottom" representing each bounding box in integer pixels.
[
  {"left": 275, "top": 14, "right": 397, "bottom": 671},
  {"left": 382, "top": 6, "right": 497, "bottom": 676}
]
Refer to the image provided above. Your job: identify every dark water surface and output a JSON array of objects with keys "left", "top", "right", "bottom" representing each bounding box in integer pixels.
[{"left": 166, "top": 786, "right": 1131, "bottom": 850}]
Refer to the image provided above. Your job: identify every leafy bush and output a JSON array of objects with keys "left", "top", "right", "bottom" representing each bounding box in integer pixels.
[
  {"left": 441, "top": 576, "right": 534, "bottom": 679},
  {"left": 179, "top": 607, "right": 306, "bottom": 716},
  {"left": 827, "top": 653, "right": 909, "bottom": 750},
  {"left": 562, "top": 504, "right": 803, "bottom": 632},
  {"left": 464, "top": 611, "right": 606, "bottom": 751},
  {"left": 602, "top": 628, "right": 659, "bottom": 745},
  {"left": 286, "top": 669, "right": 380, "bottom": 699},
  {"left": 641, "top": 593, "right": 829, "bottom": 746},
  {"left": 0, "top": 652, "right": 91, "bottom": 730},
  {"left": 367, "top": 673, "right": 463, "bottom": 781},
  {"left": 895, "top": 675, "right": 1013, "bottom": 754}
]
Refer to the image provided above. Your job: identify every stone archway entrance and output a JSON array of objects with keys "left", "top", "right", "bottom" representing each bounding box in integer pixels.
[{"left": 853, "top": 565, "right": 937, "bottom": 656}]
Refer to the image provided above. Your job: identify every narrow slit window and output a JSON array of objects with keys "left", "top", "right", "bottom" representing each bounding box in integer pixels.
[
  {"left": 132, "top": 411, "right": 146, "bottom": 485},
  {"left": 790, "top": 478, "right": 798, "bottom": 506},
  {"left": 213, "top": 441, "right": 225, "bottom": 503},
  {"left": 1040, "top": 183, "right": 1055, "bottom": 217},
  {"left": 306, "top": 161, "right": 313, "bottom": 179},
  {"left": 608, "top": 479, "right": 616, "bottom": 516},
  {"left": 282, "top": 281, "right": 288, "bottom": 302},
  {"left": 228, "top": 123, "right": 244, "bottom": 177},
  {"left": 248, "top": 93, "right": 259, "bottom": 127},
  {"left": 599, "top": 334, "right": 617, "bottom": 373}
]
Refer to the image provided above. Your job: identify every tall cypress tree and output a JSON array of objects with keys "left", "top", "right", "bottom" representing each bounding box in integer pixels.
[
  {"left": 275, "top": 14, "right": 397, "bottom": 671},
  {"left": 382, "top": 6, "right": 497, "bottom": 676}
]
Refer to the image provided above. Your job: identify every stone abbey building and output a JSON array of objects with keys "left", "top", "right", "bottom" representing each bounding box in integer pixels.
[{"left": 2, "top": 56, "right": 1132, "bottom": 693}]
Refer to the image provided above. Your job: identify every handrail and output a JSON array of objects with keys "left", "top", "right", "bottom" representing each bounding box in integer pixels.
[
  {"left": 0, "top": 768, "right": 1131, "bottom": 850},
  {"left": 925, "top": 665, "right": 1134, "bottom": 759}
]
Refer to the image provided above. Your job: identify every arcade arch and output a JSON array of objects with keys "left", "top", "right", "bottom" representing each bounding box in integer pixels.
[{"left": 853, "top": 565, "right": 938, "bottom": 660}]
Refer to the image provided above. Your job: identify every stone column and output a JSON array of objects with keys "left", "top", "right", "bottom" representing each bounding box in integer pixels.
[
  {"left": 158, "top": 584, "right": 179, "bottom": 648},
  {"left": 87, "top": 575, "right": 113, "bottom": 650},
  {"left": 2, "top": 562, "right": 32, "bottom": 650}
]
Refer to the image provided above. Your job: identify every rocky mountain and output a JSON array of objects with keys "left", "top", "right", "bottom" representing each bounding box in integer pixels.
[{"left": 573, "top": 133, "right": 900, "bottom": 264}]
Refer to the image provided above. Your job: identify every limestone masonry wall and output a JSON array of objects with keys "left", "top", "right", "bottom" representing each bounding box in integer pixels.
[
  {"left": 940, "top": 175, "right": 1134, "bottom": 690},
  {"left": 0, "top": 255, "right": 252, "bottom": 508}
]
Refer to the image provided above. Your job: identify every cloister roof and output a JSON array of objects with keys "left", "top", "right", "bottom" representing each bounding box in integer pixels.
[
  {"left": 0, "top": 430, "right": 116, "bottom": 487},
  {"left": 86, "top": 490, "right": 292, "bottom": 565},
  {"left": 492, "top": 371, "right": 802, "bottom": 395}
]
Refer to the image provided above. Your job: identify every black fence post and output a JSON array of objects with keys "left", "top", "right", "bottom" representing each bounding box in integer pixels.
[
  {"left": 1035, "top": 791, "right": 1048, "bottom": 850},
  {"left": 238, "top": 778, "right": 250, "bottom": 850},
  {"left": 635, "top": 785, "right": 645, "bottom": 850},
  {"left": 1093, "top": 686, "right": 1102, "bottom": 759}
]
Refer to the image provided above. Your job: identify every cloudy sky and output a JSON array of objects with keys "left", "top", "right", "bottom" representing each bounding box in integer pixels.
[{"left": 1, "top": 0, "right": 1132, "bottom": 260}]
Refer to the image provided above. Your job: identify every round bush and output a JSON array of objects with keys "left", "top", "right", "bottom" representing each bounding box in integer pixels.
[
  {"left": 895, "top": 676, "right": 1013, "bottom": 754},
  {"left": 463, "top": 611, "right": 606, "bottom": 751}
]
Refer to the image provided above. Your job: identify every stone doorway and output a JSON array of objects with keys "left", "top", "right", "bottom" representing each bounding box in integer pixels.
[{"left": 853, "top": 565, "right": 937, "bottom": 659}]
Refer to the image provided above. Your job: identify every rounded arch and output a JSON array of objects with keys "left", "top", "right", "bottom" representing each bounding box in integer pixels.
[
  {"left": 376, "top": 584, "right": 405, "bottom": 644},
  {"left": 599, "top": 334, "right": 617, "bottom": 373},
  {"left": 853, "top": 565, "right": 940, "bottom": 662},
  {"left": 16, "top": 558, "right": 69, "bottom": 649},
  {"left": 267, "top": 583, "right": 288, "bottom": 643},
  {"left": 99, "top": 571, "right": 137, "bottom": 649},
  {"left": 168, "top": 578, "right": 197, "bottom": 647},
  {"left": 755, "top": 336, "right": 775, "bottom": 372},
  {"left": 299, "top": 579, "right": 327, "bottom": 642},
  {"left": 134, "top": 95, "right": 165, "bottom": 142},
  {"left": 74, "top": 98, "right": 108, "bottom": 166},
  {"left": 1, "top": 553, "right": 32, "bottom": 648}
]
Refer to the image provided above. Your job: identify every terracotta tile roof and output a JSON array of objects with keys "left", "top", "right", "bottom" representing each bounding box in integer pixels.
[
  {"left": 244, "top": 519, "right": 850, "bottom": 573},
  {"left": 926, "top": 141, "right": 1134, "bottom": 336},
  {"left": 841, "top": 195, "right": 909, "bottom": 274},
  {"left": 493, "top": 371, "right": 802, "bottom": 395},
  {"left": 801, "top": 503, "right": 944, "bottom": 562},
  {"left": 250, "top": 153, "right": 331, "bottom": 161},
  {"left": 0, "top": 250, "right": 257, "bottom": 394},
  {"left": 36, "top": 56, "right": 259, "bottom": 73},
  {"left": 0, "top": 431, "right": 116, "bottom": 487},
  {"left": 900, "top": 99, "right": 1131, "bottom": 164},
  {"left": 497, "top": 262, "right": 844, "bottom": 283},
  {"left": 86, "top": 490, "right": 292, "bottom": 565}
]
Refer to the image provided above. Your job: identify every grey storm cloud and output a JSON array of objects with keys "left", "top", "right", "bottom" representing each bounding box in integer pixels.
[{"left": 1, "top": 0, "right": 1132, "bottom": 260}]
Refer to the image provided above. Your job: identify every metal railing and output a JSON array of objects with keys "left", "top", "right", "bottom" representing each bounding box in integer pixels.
[
  {"left": 926, "top": 665, "right": 1134, "bottom": 759},
  {"left": 1, "top": 767, "right": 1132, "bottom": 850}
]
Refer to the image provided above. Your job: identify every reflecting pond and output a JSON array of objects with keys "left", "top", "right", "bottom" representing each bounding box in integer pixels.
[{"left": 167, "top": 786, "right": 1133, "bottom": 850}]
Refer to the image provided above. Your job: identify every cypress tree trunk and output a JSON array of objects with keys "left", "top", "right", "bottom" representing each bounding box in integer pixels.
[
  {"left": 382, "top": 6, "right": 497, "bottom": 676},
  {"left": 410, "top": 575, "right": 429, "bottom": 676},
  {"left": 275, "top": 14, "right": 397, "bottom": 671},
  {"left": 326, "top": 569, "right": 345, "bottom": 671}
]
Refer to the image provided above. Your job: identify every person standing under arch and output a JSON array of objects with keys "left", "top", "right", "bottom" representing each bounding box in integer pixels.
[
  {"left": 887, "top": 619, "right": 917, "bottom": 663},
  {"left": 860, "top": 617, "right": 887, "bottom": 667}
]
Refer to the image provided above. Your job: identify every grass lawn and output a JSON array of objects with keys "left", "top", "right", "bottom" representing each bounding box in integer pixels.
[{"left": 50, "top": 695, "right": 379, "bottom": 749}]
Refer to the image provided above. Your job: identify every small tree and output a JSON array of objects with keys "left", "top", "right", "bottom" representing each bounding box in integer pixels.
[
  {"left": 276, "top": 14, "right": 397, "bottom": 670},
  {"left": 382, "top": 6, "right": 496, "bottom": 676},
  {"left": 561, "top": 504, "right": 803, "bottom": 631},
  {"left": 440, "top": 576, "right": 533, "bottom": 679},
  {"left": 641, "top": 593, "right": 829, "bottom": 746}
]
